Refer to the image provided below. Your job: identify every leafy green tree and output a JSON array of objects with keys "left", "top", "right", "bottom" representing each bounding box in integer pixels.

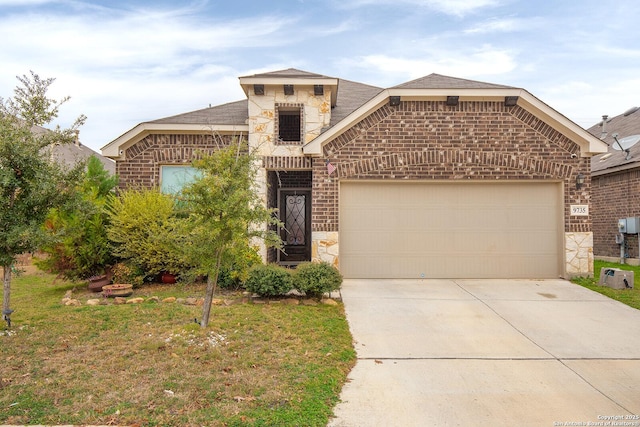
[
  {"left": 179, "top": 141, "right": 282, "bottom": 327},
  {"left": 1, "top": 72, "right": 85, "bottom": 323},
  {"left": 38, "top": 156, "right": 118, "bottom": 280}
]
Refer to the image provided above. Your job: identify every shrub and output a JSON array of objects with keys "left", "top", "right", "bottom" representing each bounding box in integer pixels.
[
  {"left": 107, "top": 188, "right": 191, "bottom": 278},
  {"left": 217, "top": 243, "right": 263, "bottom": 290},
  {"left": 293, "top": 262, "right": 343, "bottom": 299},
  {"left": 37, "top": 156, "right": 117, "bottom": 280},
  {"left": 244, "top": 264, "right": 293, "bottom": 297}
]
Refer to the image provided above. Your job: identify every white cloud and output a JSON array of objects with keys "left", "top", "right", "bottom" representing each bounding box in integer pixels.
[
  {"left": 464, "top": 17, "right": 540, "bottom": 34},
  {"left": 335, "top": 0, "right": 501, "bottom": 16},
  {"left": 353, "top": 46, "right": 516, "bottom": 82}
]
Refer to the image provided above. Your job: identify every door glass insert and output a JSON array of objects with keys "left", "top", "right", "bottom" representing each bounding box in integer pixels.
[{"left": 285, "top": 194, "right": 306, "bottom": 245}]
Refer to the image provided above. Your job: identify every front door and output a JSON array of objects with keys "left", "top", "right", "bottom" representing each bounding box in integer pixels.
[{"left": 278, "top": 189, "right": 311, "bottom": 264}]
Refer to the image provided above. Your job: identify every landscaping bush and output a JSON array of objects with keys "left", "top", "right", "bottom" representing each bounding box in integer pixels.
[
  {"left": 293, "top": 261, "right": 343, "bottom": 299},
  {"left": 107, "top": 188, "right": 191, "bottom": 279},
  {"left": 37, "top": 156, "right": 117, "bottom": 280},
  {"left": 244, "top": 264, "right": 293, "bottom": 297}
]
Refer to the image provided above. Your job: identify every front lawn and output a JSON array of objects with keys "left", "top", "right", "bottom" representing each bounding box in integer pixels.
[
  {"left": 0, "top": 270, "right": 355, "bottom": 426},
  {"left": 572, "top": 260, "right": 640, "bottom": 310}
]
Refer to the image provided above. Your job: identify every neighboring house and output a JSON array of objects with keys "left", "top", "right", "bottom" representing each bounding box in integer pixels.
[
  {"left": 102, "top": 68, "right": 607, "bottom": 279},
  {"left": 588, "top": 107, "right": 640, "bottom": 264},
  {"left": 31, "top": 124, "right": 116, "bottom": 174}
]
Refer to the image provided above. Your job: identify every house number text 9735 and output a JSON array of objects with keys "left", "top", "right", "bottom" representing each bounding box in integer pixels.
[{"left": 570, "top": 205, "right": 589, "bottom": 216}]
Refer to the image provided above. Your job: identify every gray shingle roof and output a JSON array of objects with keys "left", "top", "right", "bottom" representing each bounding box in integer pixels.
[
  {"left": 150, "top": 100, "right": 248, "bottom": 126},
  {"left": 330, "top": 78, "right": 383, "bottom": 127},
  {"left": 392, "top": 73, "right": 516, "bottom": 90},
  {"left": 141, "top": 70, "right": 512, "bottom": 136},
  {"left": 589, "top": 107, "right": 640, "bottom": 173},
  {"left": 52, "top": 142, "right": 116, "bottom": 174},
  {"left": 240, "top": 68, "right": 335, "bottom": 79}
]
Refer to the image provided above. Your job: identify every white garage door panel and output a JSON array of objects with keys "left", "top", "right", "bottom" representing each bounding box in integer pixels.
[{"left": 340, "top": 182, "right": 561, "bottom": 279}]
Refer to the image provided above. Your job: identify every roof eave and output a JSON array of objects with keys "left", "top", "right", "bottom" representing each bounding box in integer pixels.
[{"left": 101, "top": 123, "right": 249, "bottom": 159}]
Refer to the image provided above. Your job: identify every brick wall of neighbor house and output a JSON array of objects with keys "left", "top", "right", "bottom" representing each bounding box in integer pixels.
[
  {"left": 311, "top": 100, "right": 592, "bottom": 275},
  {"left": 592, "top": 169, "right": 640, "bottom": 259},
  {"left": 116, "top": 133, "right": 242, "bottom": 189}
]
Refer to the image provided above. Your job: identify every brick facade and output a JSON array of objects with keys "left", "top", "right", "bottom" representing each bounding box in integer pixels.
[
  {"left": 116, "top": 133, "right": 244, "bottom": 189},
  {"left": 311, "top": 100, "right": 590, "bottom": 234},
  {"left": 592, "top": 169, "right": 640, "bottom": 259}
]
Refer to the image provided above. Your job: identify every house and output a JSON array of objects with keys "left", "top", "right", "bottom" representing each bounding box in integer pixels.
[
  {"left": 588, "top": 107, "right": 640, "bottom": 264},
  {"left": 31, "top": 124, "right": 116, "bottom": 174},
  {"left": 102, "top": 68, "right": 607, "bottom": 279}
]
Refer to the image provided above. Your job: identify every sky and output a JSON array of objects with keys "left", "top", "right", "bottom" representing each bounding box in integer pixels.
[{"left": 0, "top": 0, "right": 639, "bottom": 153}]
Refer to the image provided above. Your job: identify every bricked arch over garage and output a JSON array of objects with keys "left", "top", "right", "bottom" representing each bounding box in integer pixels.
[{"left": 311, "top": 100, "right": 591, "bottom": 234}]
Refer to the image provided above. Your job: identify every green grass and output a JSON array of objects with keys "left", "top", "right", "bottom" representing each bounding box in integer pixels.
[
  {"left": 572, "top": 260, "right": 640, "bottom": 310},
  {"left": 0, "top": 269, "right": 356, "bottom": 426}
]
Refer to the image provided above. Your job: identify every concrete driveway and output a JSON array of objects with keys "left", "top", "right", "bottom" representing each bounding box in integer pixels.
[{"left": 328, "top": 279, "right": 640, "bottom": 427}]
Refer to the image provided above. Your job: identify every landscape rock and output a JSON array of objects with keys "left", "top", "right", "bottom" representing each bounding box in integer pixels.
[
  {"left": 195, "top": 298, "right": 204, "bottom": 307},
  {"left": 282, "top": 298, "right": 300, "bottom": 306},
  {"left": 147, "top": 296, "right": 160, "bottom": 303},
  {"left": 176, "top": 298, "right": 186, "bottom": 304},
  {"left": 126, "top": 297, "right": 145, "bottom": 304},
  {"left": 212, "top": 298, "right": 224, "bottom": 305},
  {"left": 301, "top": 299, "right": 319, "bottom": 306},
  {"left": 322, "top": 298, "right": 339, "bottom": 306},
  {"left": 184, "top": 298, "right": 198, "bottom": 306},
  {"left": 162, "top": 297, "right": 177, "bottom": 303},
  {"left": 65, "top": 299, "right": 81, "bottom": 306},
  {"left": 113, "top": 297, "right": 127, "bottom": 305},
  {"left": 86, "top": 299, "right": 101, "bottom": 306},
  {"left": 61, "top": 298, "right": 70, "bottom": 305}
]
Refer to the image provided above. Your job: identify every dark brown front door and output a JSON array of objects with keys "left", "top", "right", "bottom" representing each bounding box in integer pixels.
[{"left": 278, "top": 189, "right": 311, "bottom": 264}]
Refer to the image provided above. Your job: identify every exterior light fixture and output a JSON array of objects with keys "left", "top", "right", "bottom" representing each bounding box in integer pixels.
[
  {"left": 504, "top": 96, "right": 519, "bottom": 107},
  {"left": 314, "top": 85, "right": 324, "bottom": 96},
  {"left": 446, "top": 96, "right": 459, "bottom": 106},
  {"left": 284, "top": 84, "right": 294, "bottom": 95},
  {"left": 253, "top": 84, "right": 265, "bottom": 95},
  {"left": 389, "top": 96, "right": 401, "bottom": 106},
  {"left": 576, "top": 173, "right": 585, "bottom": 190}
]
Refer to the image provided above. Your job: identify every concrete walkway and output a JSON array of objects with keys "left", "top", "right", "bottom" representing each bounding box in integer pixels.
[{"left": 328, "top": 279, "right": 640, "bottom": 427}]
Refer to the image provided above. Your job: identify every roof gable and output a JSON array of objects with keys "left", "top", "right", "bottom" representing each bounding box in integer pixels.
[{"left": 392, "top": 73, "right": 515, "bottom": 90}]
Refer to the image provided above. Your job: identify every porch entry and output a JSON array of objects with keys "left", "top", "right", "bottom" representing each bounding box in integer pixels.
[{"left": 278, "top": 189, "right": 312, "bottom": 264}]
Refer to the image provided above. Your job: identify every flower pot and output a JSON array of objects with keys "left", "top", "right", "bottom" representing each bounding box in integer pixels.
[
  {"left": 102, "top": 284, "right": 133, "bottom": 298},
  {"left": 161, "top": 272, "right": 177, "bottom": 284},
  {"left": 88, "top": 274, "right": 110, "bottom": 292}
]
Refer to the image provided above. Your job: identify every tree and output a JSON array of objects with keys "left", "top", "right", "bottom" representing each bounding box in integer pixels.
[
  {"left": 39, "top": 156, "right": 118, "bottom": 280},
  {"left": 179, "top": 141, "right": 282, "bottom": 328},
  {"left": 0, "top": 71, "right": 85, "bottom": 325}
]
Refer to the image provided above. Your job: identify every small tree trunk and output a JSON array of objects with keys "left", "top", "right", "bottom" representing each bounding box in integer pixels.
[
  {"left": 3, "top": 264, "right": 11, "bottom": 314},
  {"left": 200, "top": 252, "right": 223, "bottom": 328}
]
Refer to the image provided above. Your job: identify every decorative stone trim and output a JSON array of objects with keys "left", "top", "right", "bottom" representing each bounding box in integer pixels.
[
  {"left": 262, "top": 156, "right": 312, "bottom": 170},
  {"left": 565, "top": 232, "right": 594, "bottom": 277}
]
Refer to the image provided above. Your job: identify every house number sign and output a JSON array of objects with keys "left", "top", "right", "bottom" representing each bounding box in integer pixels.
[{"left": 570, "top": 205, "right": 589, "bottom": 216}]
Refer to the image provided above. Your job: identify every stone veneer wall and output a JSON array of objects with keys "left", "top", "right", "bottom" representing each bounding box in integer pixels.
[
  {"left": 592, "top": 169, "right": 640, "bottom": 260},
  {"left": 311, "top": 100, "right": 594, "bottom": 277},
  {"left": 116, "top": 133, "right": 241, "bottom": 189},
  {"left": 248, "top": 86, "right": 331, "bottom": 260}
]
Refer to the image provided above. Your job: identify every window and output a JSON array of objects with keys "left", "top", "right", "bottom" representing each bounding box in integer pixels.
[
  {"left": 160, "top": 165, "right": 200, "bottom": 194},
  {"left": 276, "top": 104, "right": 303, "bottom": 144}
]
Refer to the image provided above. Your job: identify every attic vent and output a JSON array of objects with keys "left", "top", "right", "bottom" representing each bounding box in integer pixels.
[{"left": 623, "top": 106, "right": 639, "bottom": 117}]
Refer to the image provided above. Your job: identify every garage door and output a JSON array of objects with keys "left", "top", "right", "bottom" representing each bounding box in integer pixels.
[{"left": 340, "top": 181, "right": 562, "bottom": 279}]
